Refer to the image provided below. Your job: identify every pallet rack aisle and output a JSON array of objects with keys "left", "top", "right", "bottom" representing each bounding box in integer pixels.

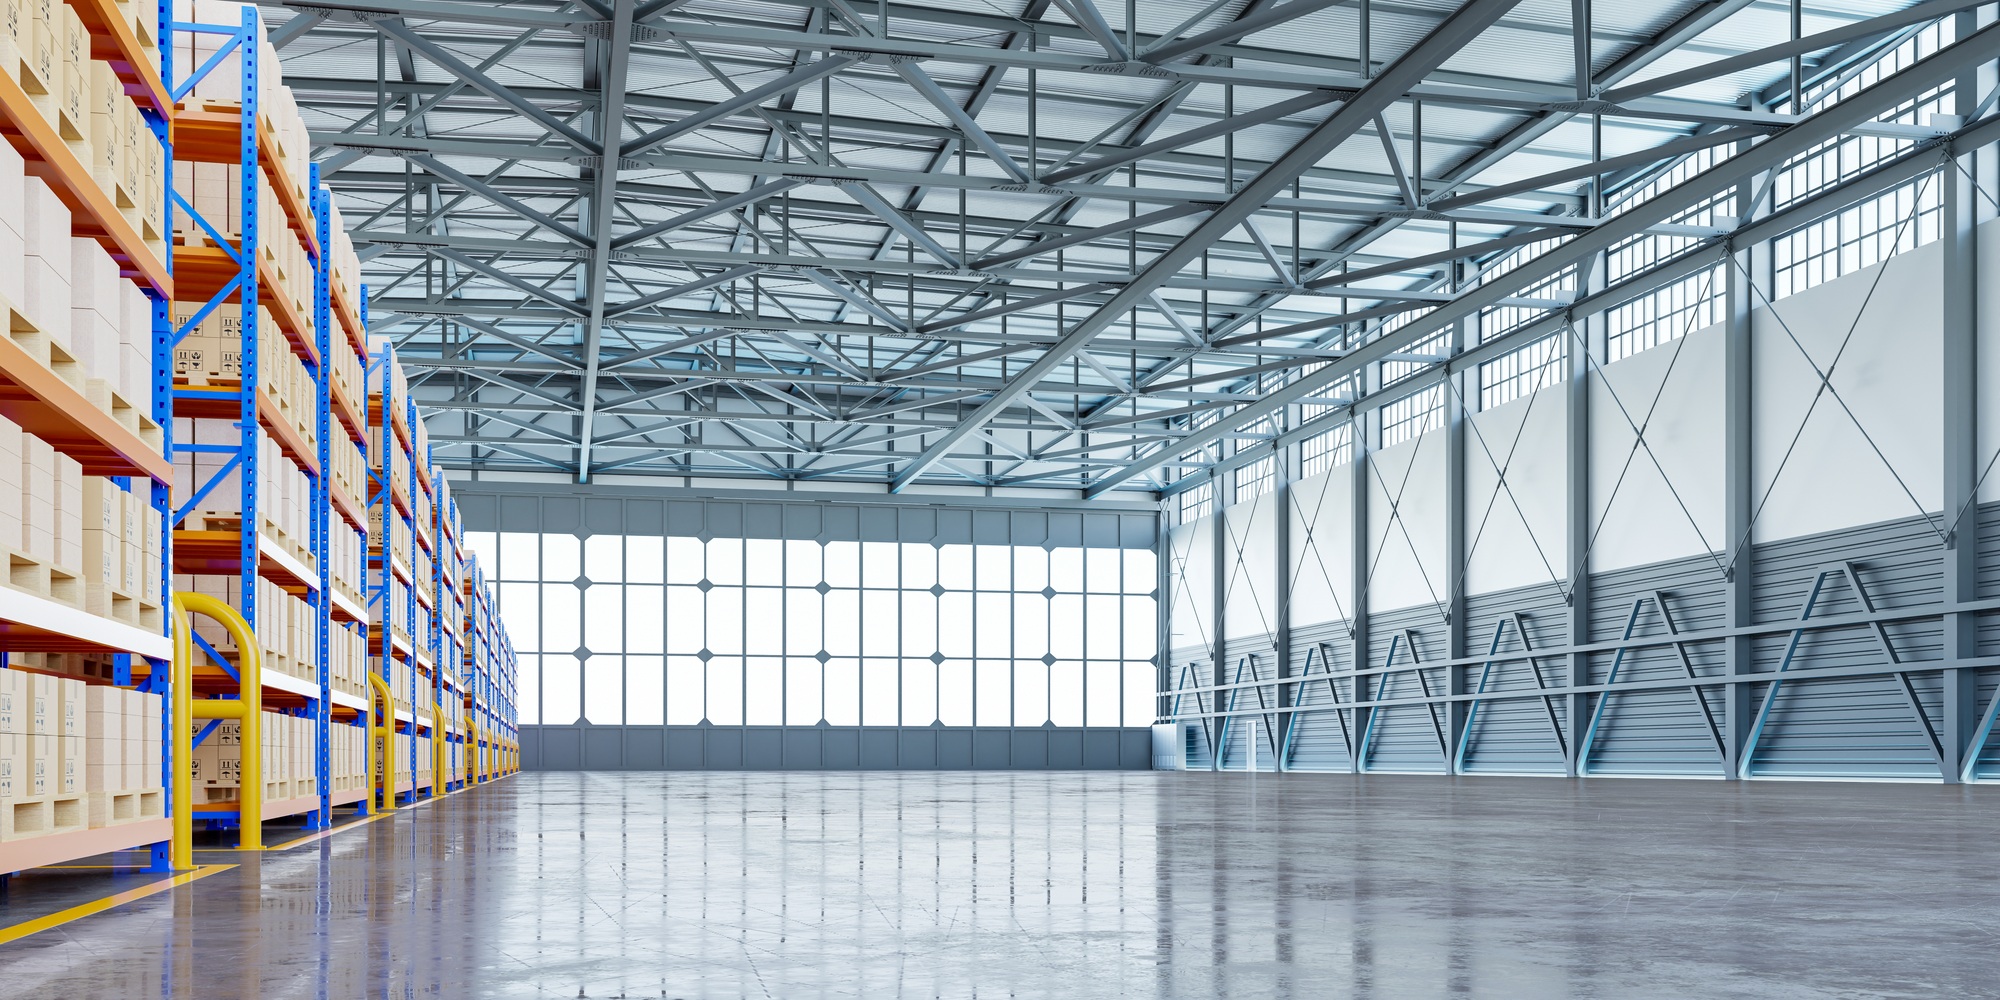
[
  {"left": 166, "top": 1, "right": 366, "bottom": 846},
  {"left": 0, "top": 0, "right": 175, "bottom": 874},
  {"left": 365, "top": 341, "right": 422, "bottom": 803},
  {"left": 7, "top": 2, "right": 517, "bottom": 870},
  {"left": 363, "top": 370, "right": 516, "bottom": 799}
]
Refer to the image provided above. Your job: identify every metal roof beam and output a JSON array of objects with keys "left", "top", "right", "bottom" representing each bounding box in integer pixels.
[
  {"left": 1602, "top": 0, "right": 1988, "bottom": 104},
  {"left": 372, "top": 19, "right": 598, "bottom": 152},
  {"left": 1140, "top": 0, "right": 1344, "bottom": 64},
  {"left": 887, "top": 0, "right": 1528, "bottom": 491},
  {"left": 1084, "top": 19, "right": 2000, "bottom": 497},
  {"left": 574, "top": 0, "right": 634, "bottom": 481}
]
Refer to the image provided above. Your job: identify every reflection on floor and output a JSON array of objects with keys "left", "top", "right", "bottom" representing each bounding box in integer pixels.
[{"left": 1, "top": 771, "right": 1995, "bottom": 998}]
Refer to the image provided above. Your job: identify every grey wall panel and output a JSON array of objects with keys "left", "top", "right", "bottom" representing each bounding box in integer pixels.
[
  {"left": 626, "top": 729, "right": 666, "bottom": 769},
  {"left": 1743, "top": 514, "right": 1948, "bottom": 779},
  {"left": 1358, "top": 604, "right": 1451, "bottom": 774},
  {"left": 1460, "top": 582, "right": 1571, "bottom": 775},
  {"left": 1582, "top": 553, "right": 1729, "bottom": 776},
  {"left": 583, "top": 728, "right": 623, "bottom": 769},
  {"left": 1974, "top": 672, "right": 2000, "bottom": 780},
  {"left": 899, "top": 728, "right": 936, "bottom": 768},
  {"left": 1283, "top": 623, "right": 1354, "bottom": 772},
  {"left": 937, "top": 730, "right": 973, "bottom": 768},
  {"left": 745, "top": 730, "right": 784, "bottom": 769},
  {"left": 823, "top": 729, "right": 859, "bottom": 769},
  {"left": 518, "top": 726, "right": 1155, "bottom": 770},
  {"left": 1180, "top": 504, "right": 2000, "bottom": 783}
]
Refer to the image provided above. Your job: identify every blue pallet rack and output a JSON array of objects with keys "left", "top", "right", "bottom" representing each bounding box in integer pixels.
[
  {"left": 167, "top": 5, "right": 366, "bottom": 836},
  {"left": 366, "top": 340, "right": 430, "bottom": 803}
]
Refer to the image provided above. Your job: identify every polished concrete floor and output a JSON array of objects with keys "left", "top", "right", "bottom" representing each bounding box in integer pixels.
[{"left": 0, "top": 771, "right": 1995, "bottom": 998}]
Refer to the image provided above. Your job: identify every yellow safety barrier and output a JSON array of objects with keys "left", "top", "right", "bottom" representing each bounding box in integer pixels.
[
  {"left": 171, "top": 593, "right": 265, "bottom": 870},
  {"left": 432, "top": 699, "right": 446, "bottom": 795},
  {"left": 365, "top": 671, "right": 396, "bottom": 812}
]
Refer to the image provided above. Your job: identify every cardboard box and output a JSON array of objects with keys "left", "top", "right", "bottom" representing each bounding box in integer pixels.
[
  {"left": 26, "top": 671, "right": 53, "bottom": 735},
  {"left": 0, "top": 668, "right": 22, "bottom": 736},
  {"left": 55, "top": 675, "right": 79, "bottom": 736},
  {"left": 27, "top": 732, "right": 51, "bottom": 795},
  {"left": 21, "top": 174, "right": 67, "bottom": 261},
  {"left": 55, "top": 732, "right": 79, "bottom": 792},
  {"left": 53, "top": 451, "right": 81, "bottom": 570},
  {"left": 0, "top": 736, "right": 21, "bottom": 800}
]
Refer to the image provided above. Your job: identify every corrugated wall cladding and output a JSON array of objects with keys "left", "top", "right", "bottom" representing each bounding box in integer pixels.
[
  {"left": 1975, "top": 502, "right": 2000, "bottom": 657},
  {"left": 1357, "top": 604, "right": 1452, "bottom": 774},
  {"left": 1284, "top": 626, "right": 1355, "bottom": 772},
  {"left": 1460, "top": 582, "right": 1572, "bottom": 775},
  {"left": 1583, "top": 554, "right": 1731, "bottom": 776},
  {"left": 1169, "top": 504, "right": 2000, "bottom": 782},
  {"left": 1743, "top": 514, "right": 1949, "bottom": 778},
  {"left": 1975, "top": 672, "right": 2000, "bottom": 780},
  {"left": 458, "top": 488, "right": 1157, "bottom": 549}
]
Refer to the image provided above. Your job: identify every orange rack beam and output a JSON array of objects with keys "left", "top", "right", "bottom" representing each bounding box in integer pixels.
[
  {"left": 171, "top": 107, "right": 320, "bottom": 259},
  {"left": 72, "top": 0, "right": 171, "bottom": 116},
  {"left": 172, "top": 245, "right": 319, "bottom": 368},
  {"left": 332, "top": 279, "right": 367, "bottom": 359},
  {"left": 331, "top": 371, "right": 367, "bottom": 442},
  {"left": 0, "top": 327, "right": 169, "bottom": 482},
  {"left": 0, "top": 64, "right": 170, "bottom": 296},
  {"left": 173, "top": 381, "right": 321, "bottom": 476},
  {"left": 174, "top": 529, "right": 318, "bottom": 591},
  {"left": 331, "top": 479, "right": 368, "bottom": 532}
]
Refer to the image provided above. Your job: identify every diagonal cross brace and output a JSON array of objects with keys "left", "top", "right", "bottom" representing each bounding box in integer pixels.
[
  {"left": 886, "top": 0, "right": 1527, "bottom": 492},
  {"left": 1737, "top": 563, "right": 1947, "bottom": 778}
]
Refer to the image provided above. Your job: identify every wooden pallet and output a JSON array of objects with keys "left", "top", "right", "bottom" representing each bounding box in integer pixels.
[
  {"left": 4, "top": 543, "right": 86, "bottom": 610},
  {"left": 3, "top": 298, "right": 83, "bottom": 392},
  {"left": 85, "top": 787, "right": 163, "bottom": 828},
  {"left": 193, "top": 785, "right": 238, "bottom": 805},
  {"left": 83, "top": 580, "right": 151, "bottom": 628},
  {"left": 1, "top": 793, "right": 86, "bottom": 840},
  {"left": 83, "top": 379, "right": 145, "bottom": 436}
]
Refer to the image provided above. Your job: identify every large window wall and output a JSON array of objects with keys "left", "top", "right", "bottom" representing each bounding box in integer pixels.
[{"left": 461, "top": 497, "right": 1160, "bottom": 740}]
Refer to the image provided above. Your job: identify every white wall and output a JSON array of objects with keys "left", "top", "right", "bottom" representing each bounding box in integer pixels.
[
  {"left": 1166, "top": 519, "right": 1214, "bottom": 654},
  {"left": 1976, "top": 220, "right": 2000, "bottom": 504},
  {"left": 1286, "top": 465, "right": 1354, "bottom": 628},
  {"left": 1366, "top": 432, "right": 1449, "bottom": 613},
  {"left": 1753, "top": 238, "right": 1943, "bottom": 541},
  {"left": 1466, "top": 383, "right": 1569, "bottom": 593},
  {"left": 1221, "top": 493, "right": 1282, "bottom": 641},
  {"left": 1589, "top": 321, "right": 1727, "bottom": 571},
  {"left": 1168, "top": 216, "right": 1996, "bottom": 628}
]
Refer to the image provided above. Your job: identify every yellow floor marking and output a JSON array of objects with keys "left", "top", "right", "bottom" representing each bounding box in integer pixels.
[
  {"left": 254, "top": 811, "right": 392, "bottom": 851},
  {"left": 0, "top": 865, "right": 235, "bottom": 946},
  {"left": 182, "top": 779, "right": 497, "bottom": 854}
]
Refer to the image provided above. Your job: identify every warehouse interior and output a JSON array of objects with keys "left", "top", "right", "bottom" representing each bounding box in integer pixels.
[{"left": 0, "top": 0, "right": 1997, "bottom": 995}]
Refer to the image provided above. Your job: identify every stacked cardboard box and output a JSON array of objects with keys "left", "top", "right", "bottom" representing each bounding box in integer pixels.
[
  {"left": 169, "top": 1, "right": 315, "bottom": 319},
  {"left": 329, "top": 512, "right": 362, "bottom": 609},
  {"left": 80, "top": 683, "right": 164, "bottom": 826},
  {"left": 192, "top": 713, "right": 371, "bottom": 803},
  {"left": 373, "top": 730, "right": 428, "bottom": 791},
  {"left": 0, "top": 672, "right": 159, "bottom": 839},
  {"left": 169, "top": 417, "right": 317, "bottom": 572},
  {"left": 173, "top": 573, "right": 319, "bottom": 688},
  {"left": 76, "top": 476, "right": 160, "bottom": 626},
  {"left": 330, "top": 621, "right": 365, "bottom": 700},
  {"left": 0, "top": 134, "right": 157, "bottom": 448},
  {"left": 368, "top": 412, "right": 411, "bottom": 504},
  {"left": 170, "top": 303, "right": 316, "bottom": 453},
  {"left": 329, "top": 421, "right": 365, "bottom": 512}
]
